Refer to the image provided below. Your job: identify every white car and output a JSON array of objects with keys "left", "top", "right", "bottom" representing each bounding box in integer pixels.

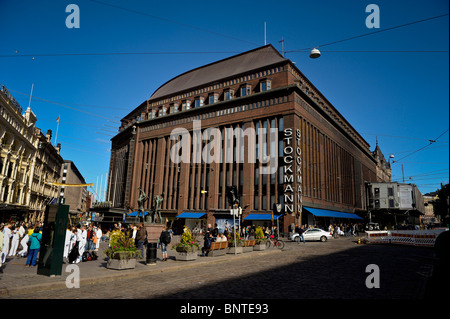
[{"left": 290, "top": 228, "right": 332, "bottom": 242}]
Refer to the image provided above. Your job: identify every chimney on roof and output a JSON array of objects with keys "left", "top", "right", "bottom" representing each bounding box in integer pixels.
[
  {"left": 46, "top": 129, "right": 52, "bottom": 143},
  {"left": 56, "top": 143, "right": 61, "bottom": 155}
]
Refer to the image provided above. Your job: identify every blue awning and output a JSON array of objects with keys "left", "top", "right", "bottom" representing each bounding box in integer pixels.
[
  {"left": 128, "top": 211, "right": 149, "bottom": 217},
  {"left": 176, "top": 212, "right": 206, "bottom": 219},
  {"left": 304, "top": 207, "right": 363, "bottom": 220},
  {"left": 244, "top": 213, "right": 283, "bottom": 220}
]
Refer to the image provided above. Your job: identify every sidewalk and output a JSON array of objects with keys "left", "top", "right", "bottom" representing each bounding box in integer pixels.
[{"left": 0, "top": 241, "right": 283, "bottom": 297}]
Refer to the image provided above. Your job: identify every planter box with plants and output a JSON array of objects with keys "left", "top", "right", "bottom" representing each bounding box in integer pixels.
[
  {"left": 253, "top": 226, "right": 267, "bottom": 251},
  {"left": 227, "top": 230, "right": 244, "bottom": 254},
  {"left": 104, "top": 230, "right": 142, "bottom": 270},
  {"left": 172, "top": 226, "right": 200, "bottom": 261}
]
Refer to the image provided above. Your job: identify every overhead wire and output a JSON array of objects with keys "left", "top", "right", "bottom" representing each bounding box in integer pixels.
[
  {"left": 9, "top": 88, "right": 118, "bottom": 121},
  {"left": 2, "top": 13, "right": 448, "bottom": 58},
  {"left": 392, "top": 129, "right": 449, "bottom": 163},
  {"left": 286, "top": 12, "right": 449, "bottom": 51}
]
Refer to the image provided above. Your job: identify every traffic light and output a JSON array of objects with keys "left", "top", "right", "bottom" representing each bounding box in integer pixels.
[{"left": 226, "top": 186, "right": 240, "bottom": 206}]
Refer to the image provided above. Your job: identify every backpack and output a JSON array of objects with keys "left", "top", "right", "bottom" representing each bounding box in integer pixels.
[
  {"left": 82, "top": 251, "right": 90, "bottom": 262},
  {"left": 161, "top": 231, "right": 171, "bottom": 244}
]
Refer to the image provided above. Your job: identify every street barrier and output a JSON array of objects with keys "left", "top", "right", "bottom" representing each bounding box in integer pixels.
[
  {"left": 365, "top": 229, "right": 447, "bottom": 247},
  {"left": 365, "top": 231, "right": 390, "bottom": 244}
]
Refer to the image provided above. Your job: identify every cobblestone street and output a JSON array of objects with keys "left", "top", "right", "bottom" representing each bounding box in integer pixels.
[{"left": 2, "top": 237, "right": 435, "bottom": 300}]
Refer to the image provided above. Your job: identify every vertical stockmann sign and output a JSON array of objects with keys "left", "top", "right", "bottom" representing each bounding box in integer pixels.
[{"left": 283, "top": 128, "right": 302, "bottom": 217}]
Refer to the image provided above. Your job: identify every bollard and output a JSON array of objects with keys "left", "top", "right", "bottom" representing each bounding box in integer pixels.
[{"left": 146, "top": 242, "right": 157, "bottom": 265}]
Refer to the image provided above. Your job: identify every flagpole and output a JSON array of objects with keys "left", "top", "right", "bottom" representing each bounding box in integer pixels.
[
  {"left": 28, "top": 84, "right": 34, "bottom": 108},
  {"left": 54, "top": 115, "right": 60, "bottom": 146}
]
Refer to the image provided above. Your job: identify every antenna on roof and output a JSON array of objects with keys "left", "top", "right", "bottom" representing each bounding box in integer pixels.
[
  {"left": 279, "top": 37, "right": 285, "bottom": 56},
  {"left": 264, "top": 22, "right": 267, "bottom": 45}
]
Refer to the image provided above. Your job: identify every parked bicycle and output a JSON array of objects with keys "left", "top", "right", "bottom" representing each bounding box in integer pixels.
[{"left": 266, "top": 235, "right": 285, "bottom": 249}]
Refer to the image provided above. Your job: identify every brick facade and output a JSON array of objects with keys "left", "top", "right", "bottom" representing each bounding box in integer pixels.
[{"left": 107, "top": 45, "right": 379, "bottom": 233}]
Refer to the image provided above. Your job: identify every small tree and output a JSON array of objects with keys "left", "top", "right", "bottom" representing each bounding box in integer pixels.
[{"left": 255, "top": 226, "right": 266, "bottom": 244}]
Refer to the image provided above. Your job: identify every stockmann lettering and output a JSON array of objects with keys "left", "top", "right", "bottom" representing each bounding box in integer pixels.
[{"left": 283, "top": 128, "right": 302, "bottom": 217}]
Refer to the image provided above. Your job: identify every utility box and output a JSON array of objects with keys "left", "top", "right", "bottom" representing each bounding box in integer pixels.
[{"left": 37, "top": 204, "right": 69, "bottom": 277}]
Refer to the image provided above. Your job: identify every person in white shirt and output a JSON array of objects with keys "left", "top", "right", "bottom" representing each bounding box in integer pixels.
[
  {"left": 216, "top": 233, "right": 227, "bottom": 242},
  {"left": 8, "top": 226, "right": 20, "bottom": 256},
  {"left": 63, "top": 225, "right": 73, "bottom": 261},
  {"left": 132, "top": 225, "right": 137, "bottom": 240},
  {"left": 2, "top": 224, "right": 12, "bottom": 263},
  {"left": 18, "top": 232, "right": 29, "bottom": 257},
  {"left": 77, "top": 225, "right": 87, "bottom": 263},
  {"left": 95, "top": 227, "right": 102, "bottom": 251},
  {"left": 18, "top": 223, "right": 25, "bottom": 238}
]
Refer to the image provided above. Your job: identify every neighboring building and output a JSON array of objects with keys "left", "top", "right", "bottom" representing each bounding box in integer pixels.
[
  {"left": 59, "top": 160, "right": 88, "bottom": 218},
  {"left": 366, "top": 182, "right": 425, "bottom": 227},
  {"left": 0, "top": 84, "right": 38, "bottom": 221},
  {"left": 106, "top": 45, "right": 382, "bottom": 233},
  {"left": 0, "top": 83, "right": 64, "bottom": 223},
  {"left": 421, "top": 192, "right": 440, "bottom": 226},
  {"left": 372, "top": 140, "right": 392, "bottom": 182},
  {"left": 27, "top": 129, "right": 63, "bottom": 223}
]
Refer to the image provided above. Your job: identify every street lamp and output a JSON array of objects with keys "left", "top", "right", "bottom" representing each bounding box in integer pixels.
[{"left": 309, "top": 48, "right": 321, "bottom": 59}]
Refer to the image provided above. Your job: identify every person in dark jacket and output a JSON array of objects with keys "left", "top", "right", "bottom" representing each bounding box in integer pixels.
[
  {"left": 25, "top": 228, "right": 42, "bottom": 267},
  {"left": 136, "top": 223, "right": 147, "bottom": 259},
  {"left": 201, "top": 232, "right": 213, "bottom": 256},
  {"left": 159, "top": 227, "right": 171, "bottom": 261}
]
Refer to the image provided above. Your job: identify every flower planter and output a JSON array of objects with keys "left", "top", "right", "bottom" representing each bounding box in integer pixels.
[
  {"left": 243, "top": 246, "right": 253, "bottom": 253},
  {"left": 172, "top": 226, "right": 201, "bottom": 261},
  {"left": 253, "top": 243, "right": 266, "bottom": 251},
  {"left": 175, "top": 246, "right": 198, "bottom": 254},
  {"left": 175, "top": 251, "right": 198, "bottom": 261},
  {"left": 227, "top": 246, "right": 243, "bottom": 254},
  {"left": 106, "top": 251, "right": 139, "bottom": 270},
  {"left": 107, "top": 257, "right": 137, "bottom": 270}
]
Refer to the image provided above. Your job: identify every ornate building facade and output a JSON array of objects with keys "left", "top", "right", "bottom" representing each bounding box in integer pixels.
[
  {"left": 0, "top": 83, "right": 63, "bottom": 223},
  {"left": 27, "top": 129, "right": 63, "bottom": 222}
]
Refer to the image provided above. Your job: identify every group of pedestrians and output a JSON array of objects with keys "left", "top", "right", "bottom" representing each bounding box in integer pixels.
[
  {"left": 65, "top": 223, "right": 103, "bottom": 264},
  {"left": 329, "top": 223, "right": 360, "bottom": 238},
  {"left": 1, "top": 222, "right": 43, "bottom": 270},
  {"left": 201, "top": 223, "right": 228, "bottom": 256}
]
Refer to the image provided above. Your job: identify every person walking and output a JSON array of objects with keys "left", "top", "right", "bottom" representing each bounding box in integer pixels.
[
  {"left": 136, "top": 223, "right": 147, "bottom": 259},
  {"left": 18, "top": 231, "right": 29, "bottom": 257},
  {"left": 68, "top": 228, "right": 79, "bottom": 264},
  {"left": 1, "top": 224, "right": 12, "bottom": 263},
  {"left": 297, "top": 226, "right": 305, "bottom": 244},
  {"left": 95, "top": 226, "right": 102, "bottom": 251},
  {"left": 25, "top": 228, "right": 42, "bottom": 267},
  {"left": 159, "top": 227, "right": 171, "bottom": 261},
  {"left": 63, "top": 225, "right": 73, "bottom": 262},
  {"left": 77, "top": 225, "right": 87, "bottom": 263},
  {"left": 9, "top": 225, "right": 20, "bottom": 256}
]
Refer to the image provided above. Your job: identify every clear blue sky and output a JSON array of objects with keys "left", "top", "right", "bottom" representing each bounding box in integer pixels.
[{"left": 1, "top": 0, "right": 448, "bottom": 200}]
